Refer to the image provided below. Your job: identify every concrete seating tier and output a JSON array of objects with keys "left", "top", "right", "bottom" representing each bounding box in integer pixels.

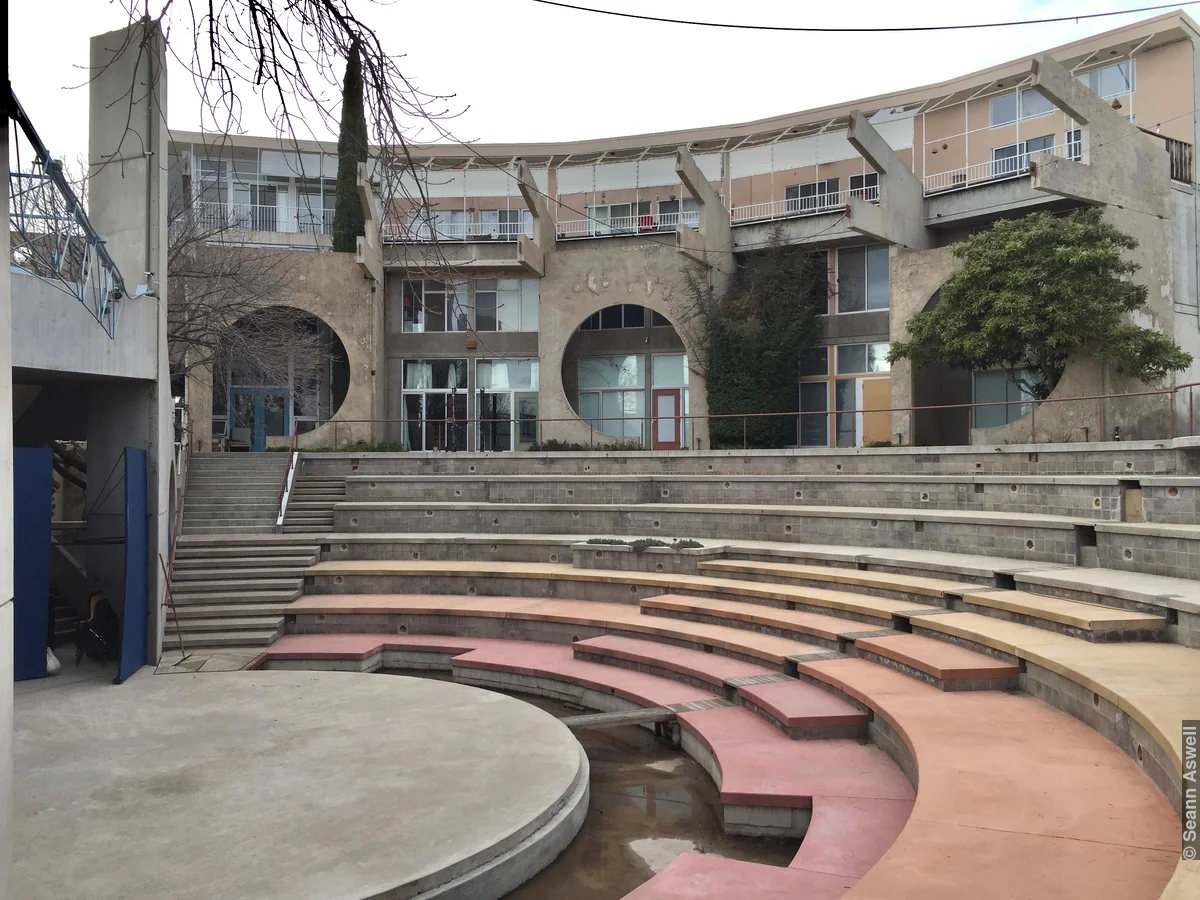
[
  {"left": 317, "top": 533, "right": 1200, "bottom": 645},
  {"left": 332, "top": 500, "right": 1200, "bottom": 577},
  {"left": 571, "top": 634, "right": 777, "bottom": 697},
  {"left": 696, "top": 559, "right": 1168, "bottom": 642},
  {"left": 303, "top": 559, "right": 1167, "bottom": 643},
  {"left": 733, "top": 679, "right": 870, "bottom": 738},
  {"left": 297, "top": 438, "right": 1199, "bottom": 478},
  {"left": 283, "top": 591, "right": 1199, "bottom": 818},
  {"left": 344, "top": 472, "right": 1200, "bottom": 524},
  {"left": 256, "top": 619, "right": 1193, "bottom": 899},
  {"left": 850, "top": 633, "right": 1020, "bottom": 691}
]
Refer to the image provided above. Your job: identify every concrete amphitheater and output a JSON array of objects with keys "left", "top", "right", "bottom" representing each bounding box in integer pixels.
[{"left": 149, "top": 438, "right": 1200, "bottom": 899}]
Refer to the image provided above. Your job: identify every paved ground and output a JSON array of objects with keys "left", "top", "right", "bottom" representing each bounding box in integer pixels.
[{"left": 14, "top": 670, "right": 585, "bottom": 900}]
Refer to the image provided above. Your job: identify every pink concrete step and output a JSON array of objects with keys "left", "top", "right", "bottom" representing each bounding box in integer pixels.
[
  {"left": 736, "top": 679, "right": 869, "bottom": 739},
  {"left": 851, "top": 632, "right": 1019, "bottom": 691},
  {"left": 252, "top": 632, "right": 489, "bottom": 666},
  {"left": 572, "top": 634, "right": 777, "bottom": 696},
  {"left": 677, "top": 705, "right": 914, "bottom": 812},
  {"left": 794, "top": 656, "right": 1181, "bottom": 900},
  {"left": 620, "top": 852, "right": 853, "bottom": 900},
  {"left": 451, "top": 642, "right": 719, "bottom": 708},
  {"left": 789, "top": 796, "right": 915, "bottom": 880}
]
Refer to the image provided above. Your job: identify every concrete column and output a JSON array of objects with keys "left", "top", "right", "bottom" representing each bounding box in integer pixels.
[
  {"left": 186, "top": 360, "right": 214, "bottom": 453},
  {"left": 1, "top": 131, "right": 16, "bottom": 900},
  {"left": 845, "top": 111, "right": 931, "bottom": 251},
  {"left": 88, "top": 20, "right": 171, "bottom": 664}
]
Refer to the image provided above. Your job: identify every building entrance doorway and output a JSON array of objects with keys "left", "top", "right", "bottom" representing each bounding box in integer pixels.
[
  {"left": 651, "top": 388, "right": 682, "bottom": 450},
  {"left": 230, "top": 388, "right": 288, "bottom": 452}
]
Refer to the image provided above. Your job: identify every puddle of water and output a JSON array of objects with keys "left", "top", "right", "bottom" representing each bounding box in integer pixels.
[{"left": 501, "top": 693, "right": 799, "bottom": 900}]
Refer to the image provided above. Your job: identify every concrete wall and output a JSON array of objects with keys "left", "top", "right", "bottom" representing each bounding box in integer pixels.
[
  {"left": 535, "top": 236, "right": 711, "bottom": 448},
  {"left": 1, "top": 132, "right": 16, "bottom": 900},
  {"left": 88, "top": 21, "right": 172, "bottom": 664},
  {"left": 10, "top": 273, "right": 158, "bottom": 379}
]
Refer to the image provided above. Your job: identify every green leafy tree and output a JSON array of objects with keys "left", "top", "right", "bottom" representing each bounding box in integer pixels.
[
  {"left": 331, "top": 40, "right": 368, "bottom": 253},
  {"left": 889, "top": 208, "right": 1191, "bottom": 398},
  {"left": 685, "top": 230, "right": 826, "bottom": 448}
]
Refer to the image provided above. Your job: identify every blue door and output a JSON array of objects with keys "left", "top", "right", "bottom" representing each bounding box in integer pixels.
[
  {"left": 13, "top": 447, "right": 52, "bottom": 680},
  {"left": 230, "top": 388, "right": 289, "bottom": 452}
]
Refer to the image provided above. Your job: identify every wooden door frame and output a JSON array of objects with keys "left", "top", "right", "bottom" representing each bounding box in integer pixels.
[{"left": 650, "top": 387, "right": 683, "bottom": 450}]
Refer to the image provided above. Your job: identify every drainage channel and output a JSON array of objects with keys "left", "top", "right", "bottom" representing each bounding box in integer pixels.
[{"left": 382, "top": 669, "right": 798, "bottom": 899}]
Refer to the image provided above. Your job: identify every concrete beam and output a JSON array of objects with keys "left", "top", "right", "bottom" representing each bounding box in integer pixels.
[
  {"left": 846, "top": 111, "right": 931, "bottom": 251},
  {"left": 518, "top": 161, "right": 554, "bottom": 254},
  {"left": 675, "top": 146, "right": 734, "bottom": 285},
  {"left": 355, "top": 161, "right": 384, "bottom": 283},
  {"left": 1029, "top": 52, "right": 1169, "bottom": 219}
]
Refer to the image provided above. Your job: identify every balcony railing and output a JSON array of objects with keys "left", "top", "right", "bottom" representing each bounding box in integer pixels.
[
  {"left": 194, "top": 201, "right": 334, "bottom": 235},
  {"left": 1164, "top": 136, "right": 1194, "bottom": 184},
  {"left": 382, "top": 218, "right": 535, "bottom": 243},
  {"left": 556, "top": 210, "right": 700, "bottom": 239},
  {"left": 922, "top": 142, "right": 1080, "bottom": 195},
  {"left": 729, "top": 185, "right": 878, "bottom": 225}
]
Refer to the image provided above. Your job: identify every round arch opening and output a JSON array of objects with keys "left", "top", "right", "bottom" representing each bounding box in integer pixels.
[
  {"left": 213, "top": 306, "right": 349, "bottom": 450},
  {"left": 560, "top": 303, "right": 690, "bottom": 449}
]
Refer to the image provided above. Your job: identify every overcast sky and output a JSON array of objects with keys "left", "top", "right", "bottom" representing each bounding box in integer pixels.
[{"left": 7, "top": 0, "right": 1187, "bottom": 160}]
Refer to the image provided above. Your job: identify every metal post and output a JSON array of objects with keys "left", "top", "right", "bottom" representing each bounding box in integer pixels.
[
  {"left": 1171, "top": 391, "right": 1177, "bottom": 440},
  {"left": 1030, "top": 400, "right": 1037, "bottom": 444},
  {"left": 1190, "top": 388, "right": 1194, "bottom": 436},
  {"left": 334, "top": 420, "right": 339, "bottom": 451},
  {"left": 743, "top": 416, "right": 748, "bottom": 450}
]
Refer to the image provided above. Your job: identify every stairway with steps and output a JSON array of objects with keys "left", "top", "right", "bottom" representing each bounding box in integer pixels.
[
  {"left": 284, "top": 471, "right": 345, "bottom": 534},
  {"left": 182, "top": 453, "right": 290, "bottom": 535},
  {"left": 166, "top": 535, "right": 321, "bottom": 652}
]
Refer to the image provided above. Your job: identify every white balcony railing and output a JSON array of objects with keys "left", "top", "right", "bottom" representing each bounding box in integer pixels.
[
  {"left": 923, "top": 142, "right": 1082, "bottom": 195},
  {"left": 194, "top": 201, "right": 333, "bottom": 235},
  {"left": 729, "top": 185, "right": 878, "bottom": 225},
  {"left": 556, "top": 210, "right": 700, "bottom": 239},
  {"left": 382, "top": 218, "right": 535, "bottom": 243}
]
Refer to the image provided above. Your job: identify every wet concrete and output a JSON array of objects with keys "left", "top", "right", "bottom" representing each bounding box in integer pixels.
[{"left": 502, "top": 694, "right": 799, "bottom": 900}]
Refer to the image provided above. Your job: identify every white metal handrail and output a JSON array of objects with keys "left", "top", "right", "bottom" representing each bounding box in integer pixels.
[
  {"left": 556, "top": 210, "right": 699, "bottom": 238},
  {"left": 923, "top": 142, "right": 1082, "bottom": 195},
  {"left": 729, "top": 185, "right": 879, "bottom": 225},
  {"left": 194, "top": 200, "right": 334, "bottom": 235},
  {"left": 382, "top": 217, "right": 535, "bottom": 243}
]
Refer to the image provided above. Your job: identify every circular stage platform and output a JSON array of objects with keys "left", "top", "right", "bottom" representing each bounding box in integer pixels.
[{"left": 14, "top": 671, "right": 589, "bottom": 900}]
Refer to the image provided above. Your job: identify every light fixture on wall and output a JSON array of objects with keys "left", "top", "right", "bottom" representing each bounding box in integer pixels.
[{"left": 1111, "top": 98, "right": 1123, "bottom": 110}]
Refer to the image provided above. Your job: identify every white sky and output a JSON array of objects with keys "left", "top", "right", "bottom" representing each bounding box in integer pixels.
[{"left": 7, "top": 0, "right": 1189, "bottom": 160}]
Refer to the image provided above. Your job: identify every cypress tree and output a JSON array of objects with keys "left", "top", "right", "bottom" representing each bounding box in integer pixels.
[{"left": 331, "top": 40, "right": 368, "bottom": 253}]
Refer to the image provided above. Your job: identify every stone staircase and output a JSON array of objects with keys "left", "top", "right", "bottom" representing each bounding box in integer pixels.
[
  {"left": 284, "top": 470, "right": 345, "bottom": 534},
  {"left": 182, "top": 453, "right": 290, "bottom": 535},
  {"left": 165, "top": 535, "right": 320, "bottom": 651},
  {"left": 169, "top": 453, "right": 319, "bottom": 652}
]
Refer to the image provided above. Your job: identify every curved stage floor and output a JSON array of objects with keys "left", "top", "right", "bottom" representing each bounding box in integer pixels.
[{"left": 13, "top": 670, "right": 588, "bottom": 900}]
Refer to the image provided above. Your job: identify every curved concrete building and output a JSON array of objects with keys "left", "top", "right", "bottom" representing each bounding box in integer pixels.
[{"left": 172, "top": 9, "right": 1200, "bottom": 452}]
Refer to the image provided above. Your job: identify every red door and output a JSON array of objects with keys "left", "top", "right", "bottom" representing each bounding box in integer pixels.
[{"left": 651, "top": 388, "right": 682, "bottom": 450}]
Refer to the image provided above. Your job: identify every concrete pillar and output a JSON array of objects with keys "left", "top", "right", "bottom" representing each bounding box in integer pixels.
[
  {"left": 845, "top": 112, "right": 932, "bottom": 251},
  {"left": 186, "top": 360, "right": 214, "bottom": 453},
  {"left": 1, "top": 131, "right": 16, "bottom": 900},
  {"left": 88, "top": 20, "right": 171, "bottom": 664}
]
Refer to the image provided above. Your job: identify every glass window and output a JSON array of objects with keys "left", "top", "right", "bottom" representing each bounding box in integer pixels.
[
  {"left": 836, "top": 344, "right": 867, "bottom": 375},
  {"left": 839, "top": 246, "right": 889, "bottom": 313},
  {"left": 990, "top": 92, "right": 1018, "bottom": 127},
  {"left": 475, "top": 278, "right": 537, "bottom": 332},
  {"left": 402, "top": 280, "right": 468, "bottom": 333},
  {"left": 520, "top": 280, "right": 539, "bottom": 332},
  {"left": 800, "top": 346, "right": 829, "bottom": 377},
  {"left": 834, "top": 379, "right": 857, "bottom": 448},
  {"left": 403, "top": 359, "right": 466, "bottom": 390},
  {"left": 868, "top": 343, "right": 891, "bottom": 373},
  {"left": 600, "top": 305, "right": 623, "bottom": 329},
  {"left": 799, "top": 382, "right": 828, "bottom": 447},
  {"left": 1066, "top": 129, "right": 1083, "bottom": 161},
  {"left": 865, "top": 246, "right": 890, "bottom": 311},
  {"left": 1079, "top": 60, "right": 1135, "bottom": 99},
  {"left": 578, "top": 355, "right": 645, "bottom": 389},
  {"left": 623, "top": 304, "right": 645, "bottom": 328},
  {"left": 972, "top": 370, "right": 1033, "bottom": 429},
  {"left": 477, "top": 359, "right": 538, "bottom": 391},
  {"left": 1020, "top": 88, "right": 1055, "bottom": 119},
  {"left": 652, "top": 354, "right": 688, "bottom": 387},
  {"left": 651, "top": 310, "right": 671, "bottom": 327},
  {"left": 849, "top": 172, "right": 878, "bottom": 199}
]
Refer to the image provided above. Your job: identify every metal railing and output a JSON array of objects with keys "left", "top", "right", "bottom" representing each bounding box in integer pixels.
[
  {"left": 381, "top": 217, "right": 535, "bottom": 243},
  {"left": 729, "top": 185, "right": 879, "bottom": 225},
  {"left": 275, "top": 431, "right": 301, "bottom": 531},
  {"left": 923, "top": 142, "right": 1080, "bottom": 195},
  {"left": 557, "top": 210, "right": 700, "bottom": 239},
  {"left": 303, "top": 381, "right": 1200, "bottom": 452},
  {"left": 1164, "top": 136, "right": 1194, "bottom": 184},
  {"left": 194, "top": 200, "right": 334, "bottom": 235}
]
